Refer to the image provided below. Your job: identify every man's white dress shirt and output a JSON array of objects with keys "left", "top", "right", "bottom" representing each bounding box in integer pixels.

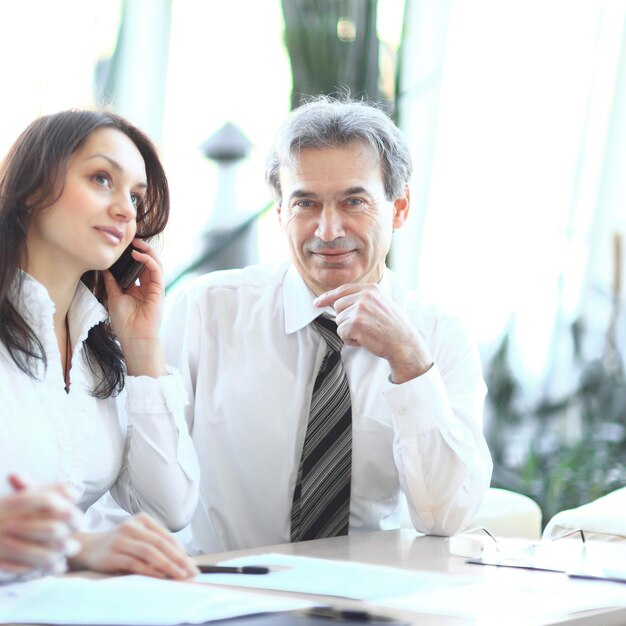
[
  {"left": 0, "top": 273, "right": 199, "bottom": 531},
  {"left": 163, "top": 261, "right": 492, "bottom": 554}
]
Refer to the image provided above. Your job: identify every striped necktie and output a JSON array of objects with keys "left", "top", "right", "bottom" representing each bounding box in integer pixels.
[{"left": 290, "top": 315, "right": 352, "bottom": 541}]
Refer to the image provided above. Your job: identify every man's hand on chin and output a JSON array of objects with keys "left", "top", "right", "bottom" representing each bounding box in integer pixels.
[{"left": 314, "top": 283, "right": 434, "bottom": 383}]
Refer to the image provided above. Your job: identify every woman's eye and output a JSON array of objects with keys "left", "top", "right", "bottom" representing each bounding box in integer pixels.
[
  {"left": 93, "top": 172, "right": 111, "bottom": 187},
  {"left": 130, "top": 193, "right": 142, "bottom": 208}
]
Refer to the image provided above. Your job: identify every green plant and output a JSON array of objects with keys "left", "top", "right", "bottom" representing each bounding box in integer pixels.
[
  {"left": 485, "top": 236, "right": 626, "bottom": 524},
  {"left": 486, "top": 332, "right": 626, "bottom": 523},
  {"left": 281, "top": 0, "right": 381, "bottom": 108}
]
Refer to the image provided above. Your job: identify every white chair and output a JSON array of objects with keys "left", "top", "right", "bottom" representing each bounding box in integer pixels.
[
  {"left": 542, "top": 487, "right": 626, "bottom": 542},
  {"left": 470, "top": 487, "right": 542, "bottom": 539}
]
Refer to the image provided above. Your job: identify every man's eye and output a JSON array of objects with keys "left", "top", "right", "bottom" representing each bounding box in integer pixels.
[
  {"left": 345, "top": 198, "right": 364, "bottom": 210},
  {"left": 295, "top": 200, "right": 315, "bottom": 209}
]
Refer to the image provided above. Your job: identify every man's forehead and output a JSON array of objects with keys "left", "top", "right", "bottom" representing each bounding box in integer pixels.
[
  {"left": 286, "top": 185, "right": 371, "bottom": 199},
  {"left": 284, "top": 141, "right": 379, "bottom": 168},
  {"left": 279, "top": 143, "right": 382, "bottom": 183}
]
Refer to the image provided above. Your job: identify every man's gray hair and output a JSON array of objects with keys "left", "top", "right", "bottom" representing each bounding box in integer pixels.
[{"left": 266, "top": 96, "right": 412, "bottom": 205}]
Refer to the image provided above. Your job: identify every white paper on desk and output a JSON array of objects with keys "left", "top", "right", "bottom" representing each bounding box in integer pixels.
[
  {"left": 567, "top": 541, "right": 626, "bottom": 581},
  {"left": 0, "top": 574, "right": 314, "bottom": 625},
  {"left": 197, "top": 553, "right": 470, "bottom": 600},
  {"left": 469, "top": 537, "right": 593, "bottom": 573},
  {"left": 376, "top": 568, "right": 626, "bottom": 625}
]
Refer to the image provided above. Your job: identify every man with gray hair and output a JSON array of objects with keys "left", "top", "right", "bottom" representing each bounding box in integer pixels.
[{"left": 163, "top": 96, "right": 492, "bottom": 554}]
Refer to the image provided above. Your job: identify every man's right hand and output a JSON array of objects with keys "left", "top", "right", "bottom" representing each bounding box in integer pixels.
[{"left": 0, "top": 474, "right": 83, "bottom": 581}]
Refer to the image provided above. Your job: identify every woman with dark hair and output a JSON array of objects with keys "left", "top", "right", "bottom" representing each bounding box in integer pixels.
[{"left": 0, "top": 110, "right": 199, "bottom": 582}]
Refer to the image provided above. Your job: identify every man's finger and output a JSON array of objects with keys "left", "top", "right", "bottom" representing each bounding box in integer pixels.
[{"left": 314, "top": 283, "right": 374, "bottom": 309}]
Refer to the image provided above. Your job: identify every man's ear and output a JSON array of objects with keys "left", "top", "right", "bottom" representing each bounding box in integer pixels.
[
  {"left": 275, "top": 202, "right": 283, "bottom": 229},
  {"left": 392, "top": 186, "right": 410, "bottom": 229}
]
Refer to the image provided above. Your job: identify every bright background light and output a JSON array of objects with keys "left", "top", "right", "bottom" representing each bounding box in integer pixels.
[{"left": 1, "top": 0, "right": 623, "bottom": 386}]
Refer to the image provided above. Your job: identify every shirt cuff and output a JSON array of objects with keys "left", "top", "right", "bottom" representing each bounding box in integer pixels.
[
  {"left": 124, "top": 366, "right": 188, "bottom": 414},
  {"left": 383, "top": 364, "right": 450, "bottom": 435}
]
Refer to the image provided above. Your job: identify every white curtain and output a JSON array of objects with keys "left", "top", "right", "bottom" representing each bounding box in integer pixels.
[
  {"left": 392, "top": 0, "right": 626, "bottom": 406},
  {"left": 99, "top": 0, "right": 172, "bottom": 143}
]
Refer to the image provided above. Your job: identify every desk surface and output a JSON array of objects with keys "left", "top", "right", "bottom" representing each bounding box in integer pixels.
[{"left": 196, "top": 530, "right": 626, "bottom": 626}]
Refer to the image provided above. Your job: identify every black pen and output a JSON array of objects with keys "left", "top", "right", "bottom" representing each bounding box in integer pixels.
[
  {"left": 198, "top": 564, "right": 270, "bottom": 574},
  {"left": 303, "top": 607, "right": 405, "bottom": 623}
]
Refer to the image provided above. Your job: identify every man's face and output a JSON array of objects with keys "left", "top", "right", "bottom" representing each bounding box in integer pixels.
[{"left": 277, "top": 142, "right": 409, "bottom": 296}]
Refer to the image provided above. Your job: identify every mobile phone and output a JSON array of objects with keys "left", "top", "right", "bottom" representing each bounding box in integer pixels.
[{"left": 109, "top": 244, "right": 145, "bottom": 289}]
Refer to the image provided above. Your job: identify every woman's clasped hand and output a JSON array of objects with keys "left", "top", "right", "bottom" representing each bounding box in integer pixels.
[
  {"left": 0, "top": 474, "right": 82, "bottom": 579},
  {"left": 0, "top": 475, "right": 199, "bottom": 581}
]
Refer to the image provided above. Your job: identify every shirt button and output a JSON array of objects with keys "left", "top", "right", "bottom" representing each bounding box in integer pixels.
[{"left": 397, "top": 408, "right": 406, "bottom": 416}]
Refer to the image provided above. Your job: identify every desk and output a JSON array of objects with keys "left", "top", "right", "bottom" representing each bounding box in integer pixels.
[{"left": 196, "top": 529, "right": 626, "bottom": 626}]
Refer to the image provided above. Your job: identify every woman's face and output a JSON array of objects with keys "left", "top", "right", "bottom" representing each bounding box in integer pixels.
[{"left": 24, "top": 127, "right": 147, "bottom": 284}]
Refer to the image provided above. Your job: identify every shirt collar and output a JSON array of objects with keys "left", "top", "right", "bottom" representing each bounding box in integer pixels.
[
  {"left": 282, "top": 263, "right": 393, "bottom": 335},
  {"left": 12, "top": 270, "right": 109, "bottom": 343}
]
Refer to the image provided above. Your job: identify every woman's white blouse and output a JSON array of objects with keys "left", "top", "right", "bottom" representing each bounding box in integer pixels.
[{"left": 0, "top": 274, "right": 199, "bottom": 531}]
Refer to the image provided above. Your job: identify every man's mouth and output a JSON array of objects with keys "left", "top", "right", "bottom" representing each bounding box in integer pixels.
[{"left": 314, "top": 249, "right": 355, "bottom": 262}]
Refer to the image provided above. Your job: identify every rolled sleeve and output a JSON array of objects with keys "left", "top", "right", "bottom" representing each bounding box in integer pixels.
[{"left": 382, "top": 348, "right": 492, "bottom": 536}]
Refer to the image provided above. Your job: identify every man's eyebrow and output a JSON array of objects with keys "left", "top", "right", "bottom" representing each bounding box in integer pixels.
[
  {"left": 289, "top": 186, "right": 372, "bottom": 200},
  {"left": 344, "top": 186, "right": 370, "bottom": 196},
  {"left": 86, "top": 153, "right": 148, "bottom": 188},
  {"left": 289, "top": 189, "right": 320, "bottom": 200}
]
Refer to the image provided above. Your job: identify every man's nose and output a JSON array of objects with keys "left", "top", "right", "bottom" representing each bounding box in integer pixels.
[{"left": 315, "top": 205, "right": 345, "bottom": 241}]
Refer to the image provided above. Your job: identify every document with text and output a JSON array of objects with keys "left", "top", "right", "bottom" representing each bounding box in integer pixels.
[
  {"left": 197, "top": 553, "right": 472, "bottom": 599},
  {"left": 0, "top": 574, "right": 314, "bottom": 625}
]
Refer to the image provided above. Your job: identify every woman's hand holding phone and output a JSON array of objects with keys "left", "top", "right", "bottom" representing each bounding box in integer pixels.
[
  {"left": 104, "top": 239, "right": 167, "bottom": 378},
  {"left": 109, "top": 244, "right": 146, "bottom": 290}
]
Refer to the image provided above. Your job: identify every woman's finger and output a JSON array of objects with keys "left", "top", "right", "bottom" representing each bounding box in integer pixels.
[
  {"left": 130, "top": 238, "right": 162, "bottom": 267},
  {"left": 115, "top": 536, "right": 192, "bottom": 579},
  {"left": 89, "top": 546, "right": 171, "bottom": 580},
  {"left": 132, "top": 514, "right": 198, "bottom": 574},
  {"left": 118, "top": 515, "right": 198, "bottom": 578},
  {"left": 72, "top": 515, "right": 198, "bottom": 580},
  {"left": 0, "top": 558, "right": 33, "bottom": 575},
  {"left": 7, "top": 473, "right": 29, "bottom": 491},
  {"left": 0, "top": 490, "right": 83, "bottom": 529},
  {"left": 102, "top": 266, "right": 124, "bottom": 297},
  {"left": 4, "top": 516, "right": 76, "bottom": 544},
  {"left": 0, "top": 532, "right": 66, "bottom": 568}
]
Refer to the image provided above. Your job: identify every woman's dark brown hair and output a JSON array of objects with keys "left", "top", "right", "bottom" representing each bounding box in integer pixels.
[{"left": 0, "top": 110, "right": 170, "bottom": 398}]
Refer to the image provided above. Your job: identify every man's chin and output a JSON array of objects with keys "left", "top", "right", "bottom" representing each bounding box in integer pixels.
[{"left": 310, "top": 268, "right": 360, "bottom": 293}]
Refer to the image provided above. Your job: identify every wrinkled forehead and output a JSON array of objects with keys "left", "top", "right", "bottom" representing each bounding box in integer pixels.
[{"left": 280, "top": 140, "right": 380, "bottom": 174}]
